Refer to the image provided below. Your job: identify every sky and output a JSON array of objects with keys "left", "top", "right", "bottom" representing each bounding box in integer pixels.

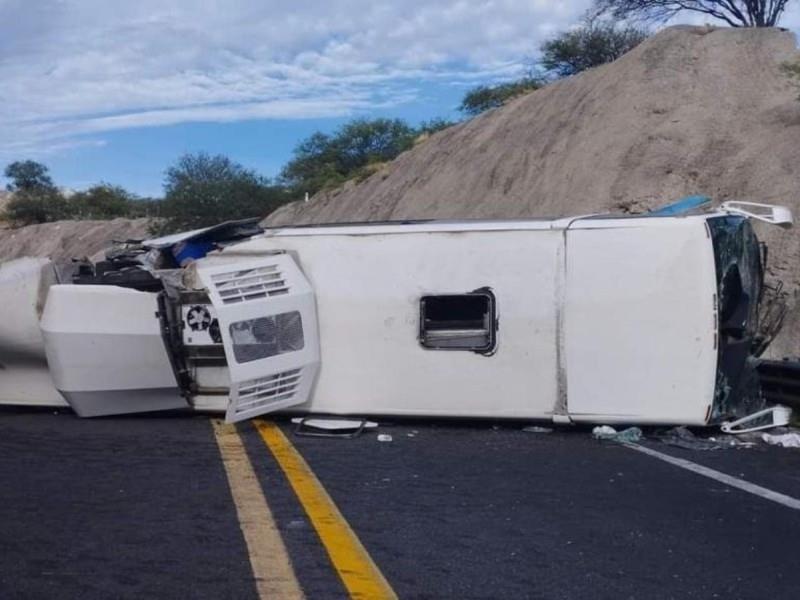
[{"left": 1, "top": 0, "right": 799, "bottom": 197}]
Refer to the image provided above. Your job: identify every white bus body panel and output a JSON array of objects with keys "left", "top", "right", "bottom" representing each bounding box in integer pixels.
[
  {"left": 211, "top": 228, "right": 563, "bottom": 419},
  {"left": 196, "top": 255, "right": 320, "bottom": 423},
  {"left": 40, "top": 286, "right": 187, "bottom": 416},
  {"left": 564, "top": 220, "right": 718, "bottom": 425}
]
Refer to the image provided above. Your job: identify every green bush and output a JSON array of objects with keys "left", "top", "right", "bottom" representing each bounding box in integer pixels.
[
  {"left": 280, "top": 118, "right": 419, "bottom": 195},
  {"left": 68, "top": 184, "right": 138, "bottom": 220},
  {"left": 784, "top": 61, "right": 800, "bottom": 98},
  {"left": 4, "top": 189, "right": 72, "bottom": 225},
  {"left": 459, "top": 78, "right": 542, "bottom": 116}
]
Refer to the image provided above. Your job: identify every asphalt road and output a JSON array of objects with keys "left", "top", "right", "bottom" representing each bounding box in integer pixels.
[
  {"left": 0, "top": 409, "right": 257, "bottom": 600},
  {"left": 1, "top": 409, "right": 799, "bottom": 600}
]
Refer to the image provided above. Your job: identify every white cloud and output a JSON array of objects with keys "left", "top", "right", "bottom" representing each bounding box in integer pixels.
[{"left": 0, "top": 0, "right": 592, "bottom": 158}]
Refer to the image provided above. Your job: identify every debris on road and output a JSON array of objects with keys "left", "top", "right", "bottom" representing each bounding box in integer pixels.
[
  {"left": 377, "top": 434, "right": 393, "bottom": 443},
  {"left": 291, "top": 417, "right": 379, "bottom": 430},
  {"left": 761, "top": 432, "right": 800, "bottom": 448},
  {"left": 522, "top": 426, "right": 553, "bottom": 434},
  {"left": 721, "top": 405, "right": 793, "bottom": 434},
  {"left": 292, "top": 417, "right": 378, "bottom": 439},
  {"left": 656, "top": 426, "right": 757, "bottom": 450},
  {"left": 592, "top": 426, "right": 643, "bottom": 443}
]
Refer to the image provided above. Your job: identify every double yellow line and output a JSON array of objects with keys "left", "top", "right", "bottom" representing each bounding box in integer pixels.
[
  {"left": 212, "top": 420, "right": 303, "bottom": 598},
  {"left": 213, "top": 419, "right": 397, "bottom": 600}
]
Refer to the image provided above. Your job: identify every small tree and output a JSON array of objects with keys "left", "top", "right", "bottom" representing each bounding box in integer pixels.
[
  {"left": 594, "top": 0, "right": 792, "bottom": 27},
  {"left": 541, "top": 22, "right": 649, "bottom": 77},
  {"left": 4, "top": 160, "right": 55, "bottom": 193},
  {"left": 459, "top": 78, "right": 543, "bottom": 116},
  {"left": 3, "top": 160, "right": 70, "bottom": 225},
  {"left": 158, "top": 153, "right": 289, "bottom": 233}
]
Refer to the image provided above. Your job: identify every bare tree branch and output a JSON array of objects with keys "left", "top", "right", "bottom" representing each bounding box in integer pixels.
[{"left": 594, "top": 0, "right": 792, "bottom": 27}]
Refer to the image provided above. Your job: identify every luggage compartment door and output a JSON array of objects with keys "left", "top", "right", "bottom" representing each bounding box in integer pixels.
[
  {"left": 197, "top": 254, "right": 320, "bottom": 423},
  {"left": 564, "top": 222, "right": 718, "bottom": 425}
]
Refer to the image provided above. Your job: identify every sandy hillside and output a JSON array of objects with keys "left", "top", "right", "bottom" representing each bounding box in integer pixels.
[
  {"left": 267, "top": 25, "right": 800, "bottom": 356},
  {"left": 0, "top": 218, "right": 151, "bottom": 263}
]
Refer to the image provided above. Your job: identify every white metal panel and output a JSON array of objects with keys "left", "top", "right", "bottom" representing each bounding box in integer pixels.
[
  {"left": 262, "top": 218, "right": 574, "bottom": 237},
  {"left": 564, "top": 222, "right": 718, "bottom": 425},
  {"left": 211, "top": 229, "right": 562, "bottom": 419},
  {"left": 40, "top": 285, "right": 186, "bottom": 416},
  {"left": 257, "top": 213, "right": 732, "bottom": 238},
  {"left": 41, "top": 286, "right": 179, "bottom": 391},
  {"left": 197, "top": 255, "right": 320, "bottom": 423}
]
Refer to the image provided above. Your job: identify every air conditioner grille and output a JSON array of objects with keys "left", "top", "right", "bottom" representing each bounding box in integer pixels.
[
  {"left": 211, "top": 265, "right": 289, "bottom": 304},
  {"left": 234, "top": 368, "right": 303, "bottom": 414}
]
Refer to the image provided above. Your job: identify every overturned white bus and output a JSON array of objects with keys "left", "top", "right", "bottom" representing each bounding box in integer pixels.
[{"left": 0, "top": 200, "right": 792, "bottom": 425}]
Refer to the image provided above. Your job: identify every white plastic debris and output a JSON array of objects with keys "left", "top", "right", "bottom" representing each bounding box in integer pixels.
[
  {"left": 290, "top": 417, "right": 378, "bottom": 430},
  {"left": 377, "top": 434, "right": 393, "bottom": 443},
  {"left": 592, "top": 425, "right": 617, "bottom": 438},
  {"left": 522, "top": 426, "right": 553, "bottom": 433},
  {"left": 593, "top": 426, "right": 642, "bottom": 443},
  {"left": 761, "top": 432, "right": 800, "bottom": 448}
]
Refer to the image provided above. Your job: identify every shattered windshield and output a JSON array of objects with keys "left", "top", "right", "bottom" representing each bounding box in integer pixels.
[{"left": 707, "top": 216, "right": 763, "bottom": 420}]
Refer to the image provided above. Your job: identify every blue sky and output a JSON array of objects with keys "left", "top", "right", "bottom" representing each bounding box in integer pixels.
[{"left": 1, "top": 0, "right": 798, "bottom": 197}]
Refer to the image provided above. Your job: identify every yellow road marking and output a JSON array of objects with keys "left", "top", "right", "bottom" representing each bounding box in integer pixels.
[
  {"left": 255, "top": 420, "right": 398, "bottom": 600},
  {"left": 211, "top": 419, "right": 305, "bottom": 599}
]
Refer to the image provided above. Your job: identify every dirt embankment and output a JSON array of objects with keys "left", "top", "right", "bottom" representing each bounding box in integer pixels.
[
  {"left": 266, "top": 25, "right": 800, "bottom": 356},
  {"left": 0, "top": 218, "right": 151, "bottom": 263}
]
